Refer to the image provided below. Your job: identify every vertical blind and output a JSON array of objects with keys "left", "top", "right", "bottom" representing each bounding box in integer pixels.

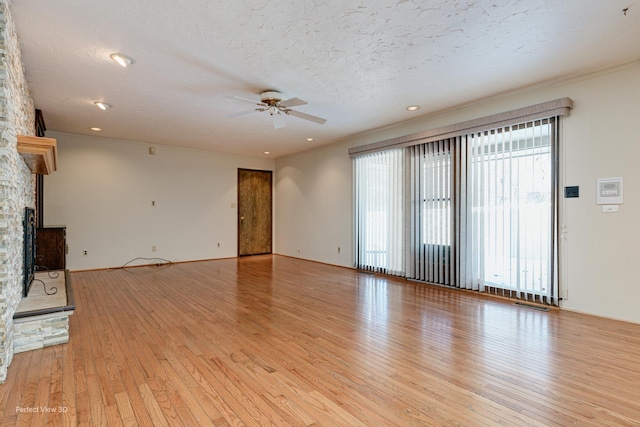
[
  {"left": 355, "top": 116, "right": 560, "bottom": 305},
  {"left": 459, "top": 118, "right": 558, "bottom": 304},
  {"left": 408, "top": 140, "right": 453, "bottom": 286},
  {"left": 354, "top": 149, "right": 405, "bottom": 276}
]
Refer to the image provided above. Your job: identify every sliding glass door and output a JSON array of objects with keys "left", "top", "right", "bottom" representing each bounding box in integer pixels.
[
  {"left": 355, "top": 117, "right": 559, "bottom": 304},
  {"left": 462, "top": 119, "right": 557, "bottom": 301}
]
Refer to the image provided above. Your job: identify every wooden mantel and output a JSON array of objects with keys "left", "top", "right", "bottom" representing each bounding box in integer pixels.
[{"left": 17, "top": 135, "right": 57, "bottom": 175}]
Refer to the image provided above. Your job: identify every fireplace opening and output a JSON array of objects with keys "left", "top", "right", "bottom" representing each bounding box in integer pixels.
[{"left": 23, "top": 207, "right": 36, "bottom": 297}]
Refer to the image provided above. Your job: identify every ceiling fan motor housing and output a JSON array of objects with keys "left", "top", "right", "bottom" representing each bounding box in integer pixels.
[{"left": 261, "top": 91, "right": 284, "bottom": 106}]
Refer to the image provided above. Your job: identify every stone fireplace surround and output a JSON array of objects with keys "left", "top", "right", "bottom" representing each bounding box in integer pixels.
[{"left": 0, "top": 0, "right": 49, "bottom": 383}]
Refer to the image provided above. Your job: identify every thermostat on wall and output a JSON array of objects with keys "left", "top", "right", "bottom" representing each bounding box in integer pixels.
[{"left": 596, "top": 177, "right": 623, "bottom": 205}]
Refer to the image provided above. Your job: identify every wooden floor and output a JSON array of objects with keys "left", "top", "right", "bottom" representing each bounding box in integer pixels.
[{"left": 1, "top": 255, "right": 640, "bottom": 426}]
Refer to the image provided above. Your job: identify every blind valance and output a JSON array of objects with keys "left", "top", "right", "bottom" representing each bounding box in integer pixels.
[{"left": 348, "top": 97, "right": 573, "bottom": 158}]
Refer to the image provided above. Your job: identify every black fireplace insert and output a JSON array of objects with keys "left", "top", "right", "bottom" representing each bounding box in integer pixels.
[{"left": 23, "top": 207, "right": 36, "bottom": 297}]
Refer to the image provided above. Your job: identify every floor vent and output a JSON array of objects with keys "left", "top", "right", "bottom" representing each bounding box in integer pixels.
[{"left": 514, "top": 302, "right": 550, "bottom": 312}]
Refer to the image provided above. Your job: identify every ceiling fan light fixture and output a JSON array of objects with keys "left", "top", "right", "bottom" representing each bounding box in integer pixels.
[
  {"left": 94, "top": 101, "right": 110, "bottom": 110},
  {"left": 109, "top": 53, "right": 134, "bottom": 67},
  {"left": 268, "top": 106, "right": 280, "bottom": 115}
]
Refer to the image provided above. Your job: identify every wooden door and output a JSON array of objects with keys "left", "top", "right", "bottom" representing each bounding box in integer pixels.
[{"left": 238, "top": 169, "right": 272, "bottom": 256}]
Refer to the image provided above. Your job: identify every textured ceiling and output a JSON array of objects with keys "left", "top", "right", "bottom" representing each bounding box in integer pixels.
[{"left": 11, "top": 0, "right": 640, "bottom": 158}]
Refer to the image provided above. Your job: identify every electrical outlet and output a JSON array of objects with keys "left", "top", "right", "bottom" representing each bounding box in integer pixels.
[
  {"left": 83, "top": 250, "right": 88, "bottom": 256},
  {"left": 338, "top": 247, "right": 341, "bottom": 253},
  {"left": 217, "top": 242, "right": 220, "bottom": 247},
  {"left": 297, "top": 249, "right": 301, "bottom": 254},
  {"left": 151, "top": 200, "right": 156, "bottom": 207},
  {"left": 152, "top": 245, "right": 157, "bottom": 252}
]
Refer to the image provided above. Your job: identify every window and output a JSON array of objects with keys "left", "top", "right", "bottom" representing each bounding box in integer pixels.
[
  {"left": 422, "top": 149, "right": 451, "bottom": 247},
  {"left": 408, "top": 140, "right": 453, "bottom": 285}
]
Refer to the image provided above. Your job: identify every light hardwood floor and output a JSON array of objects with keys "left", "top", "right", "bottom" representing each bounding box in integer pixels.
[{"left": 1, "top": 255, "right": 640, "bottom": 426}]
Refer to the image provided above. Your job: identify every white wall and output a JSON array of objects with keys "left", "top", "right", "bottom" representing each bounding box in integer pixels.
[
  {"left": 44, "top": 132, "right": 274, "bottom": 270},
  {"left": 275, "top": 61, "right": 640, "bottom": 325},
  {"left": 275, "top": 142, "right": 353, "bottom": 267}
]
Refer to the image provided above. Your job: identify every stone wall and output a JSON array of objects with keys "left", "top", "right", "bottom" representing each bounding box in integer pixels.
[
  {"left": 13, "top": 313, "right": 69, "bottom": 353},
  {"left": 0, "top": 0, "right": 36, "bottom": 383}
]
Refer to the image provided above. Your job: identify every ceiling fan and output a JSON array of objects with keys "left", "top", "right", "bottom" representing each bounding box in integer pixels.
[{"left": 230, "top": 91, "right": 327, "bottom": 129}]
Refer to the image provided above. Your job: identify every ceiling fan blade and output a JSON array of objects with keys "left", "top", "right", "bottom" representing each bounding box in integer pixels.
[
  {"left": 272, "top": 113, "right": 286, "bottom": 129},
  {"left": 286, "top": 109, "right": 327, "bottom": 125},
  {"left": 227, "top": 109, "right": 258, "bottom": 118},
  {"left": 279, "top": 97, "right": 307, "bottom": 108},
  {"left": 231, "top": 95, "right": 261, "bottom": 104}
]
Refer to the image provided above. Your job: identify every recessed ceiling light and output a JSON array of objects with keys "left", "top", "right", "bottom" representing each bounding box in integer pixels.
[
  {"left": 94, "top": 102, "right": 110, "bottom": 110},
  {"left": 264, "top": 151, "right": 270, "bottom": 155},
  {"left": 406, "top": 105, "right": 421, "bottom": 111},
  {"left": 109, "top": 53, "right": 134, "bottom": 67},
  {"left": 89, "top": 127, "right": 102, "bottom": 131},
  {"left": 306, "top": 138, "right": 314, "bottom": 142}
]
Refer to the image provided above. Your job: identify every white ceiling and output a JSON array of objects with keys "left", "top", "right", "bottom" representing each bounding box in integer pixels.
[{"left": 12, "top": 0, "right": 640, "bottom": 158}]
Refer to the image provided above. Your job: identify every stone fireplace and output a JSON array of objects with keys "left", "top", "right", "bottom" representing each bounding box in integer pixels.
[
  {"left": 0, "top": 0, "right": 38, "bottom": 383},
  {"left": 11, "top": 201, "right": 73, "bottom": 356},
  {"left": 0, "top": 2, "right": 70, "bottom": 384}
]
